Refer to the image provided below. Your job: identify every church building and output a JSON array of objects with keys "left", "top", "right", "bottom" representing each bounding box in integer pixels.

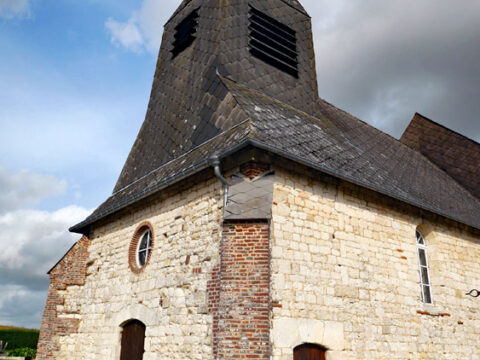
[{"left": 37, "top": 0, "right": 480, "bottom": 359}]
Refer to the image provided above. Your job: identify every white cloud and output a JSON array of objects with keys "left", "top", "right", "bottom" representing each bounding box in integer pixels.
[
  {"left": 0, "top": 205, "right": 90, "bottom": 328},
  {"left": 106, "top": 18, "right": 144, "bottom": 53},
  {"left": 0, "top": 0, "right": 31, "bottom": 19},
  {"left": 0, "top": 206, "right": 89, "bottom": 270},
  {"left": 105, "top": 0, "right": 178, "bottom": 53},
  {"left": 0, "top": 166, "right": 67, "bottom": 213},
  {"left": 0, "top": 166, "right": 91, "bottom": 328}
]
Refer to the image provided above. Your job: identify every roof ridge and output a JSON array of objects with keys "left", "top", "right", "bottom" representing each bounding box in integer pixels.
[
  {"left": 412, "top": 112, "right": 480, "bottom": 146},
  {"left": 318, "top": 97, "right": 480, "bottom": 202}
]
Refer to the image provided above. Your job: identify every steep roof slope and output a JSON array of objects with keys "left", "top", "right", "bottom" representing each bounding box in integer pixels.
[
  {"left": 114, "top": 0, "right": 317, "bottom": 193},
  {"left": 401, "top": 113, "right": 480, "bottom": 200},
  {"left": 71, "top": 76, "right": 480, "bottom": 233},
  {"left": 70, "top": 0, "right": 480, "bottom": 234}
]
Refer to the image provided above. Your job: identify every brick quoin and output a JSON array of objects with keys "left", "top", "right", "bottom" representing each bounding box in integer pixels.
[
  {"left": 36, "top": 236, "right": 91, "bottom": 359},
  {"left": 240, "top": 162, "right": 270, "bottom": 179},
  {"left": 208, "top": 264, "right": 221, "bottom": 358},
  {"left": 214, "top": 220, "right": 271, "bottom": 360}
]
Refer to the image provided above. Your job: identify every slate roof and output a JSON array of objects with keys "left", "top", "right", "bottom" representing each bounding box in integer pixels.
[
  {"left": 401, "top": 113, "right": 480, "bottom": 200},
  {"left": 113, "top": 0, "right": 318, "bottom": 193},
  {"left": 70, "top": 0, "right": 480, "bottom": 233},
  {"left": 71, "top": 76, "right": 480, "bottom": 232}
]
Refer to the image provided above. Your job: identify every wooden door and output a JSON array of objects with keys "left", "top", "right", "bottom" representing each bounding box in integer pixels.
[
  {"left": 120, "top": 320, "right": 146, "bottom": 360},
  {"left": 294, "top": 344, "right": 326, "bottom": 360}
]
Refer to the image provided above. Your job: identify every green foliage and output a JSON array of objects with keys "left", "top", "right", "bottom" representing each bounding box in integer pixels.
[
  {"left": 6, "top": 347, "right": 37, "bottom": 358},
  {"left": 0, "top": 327, "right": 39, "bottom": 351}
]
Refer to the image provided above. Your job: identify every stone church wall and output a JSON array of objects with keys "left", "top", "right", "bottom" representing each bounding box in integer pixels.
[
  {"left": 49, "top": 178, "right": 223, "bottom": 360},
  {"left": 37, "top": 236, "right": 91, "bottom": 359},
  {"left": 270, "top": 167, "right": 480, "bottom": 360},
  {"left": 39, "top": 162, "right": 480, "bottom": 360}
]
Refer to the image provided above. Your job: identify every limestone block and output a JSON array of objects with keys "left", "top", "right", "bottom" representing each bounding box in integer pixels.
[{"left": 272, "top": 317, "right": 324, "bottom": 349}]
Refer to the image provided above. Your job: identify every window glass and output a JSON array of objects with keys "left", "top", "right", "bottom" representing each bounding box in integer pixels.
[
  {"left": 418, "top": 248, "right": 427, "bottom": 265},
  {"left": 137, "top": 229, "right": 152, "bottom": 267},
  {"left": 416, "top": 231, "right": 432, "bottom": 304},
  {"left": 423, "top": 285, "right": 432, "bottom": 304}
]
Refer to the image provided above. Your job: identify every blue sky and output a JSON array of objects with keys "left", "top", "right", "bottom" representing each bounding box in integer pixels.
[
  {"left": 0, "top": 0, "right": 479, "bottom": 329},
  {"left": 0, "top": 0, "right": 158, "bottom": 210}
]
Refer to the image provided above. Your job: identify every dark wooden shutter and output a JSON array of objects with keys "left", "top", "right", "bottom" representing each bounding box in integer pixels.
[
  {"left": 120, "top": 320, "right": 146, "bottom": 360},
  {"left": 294, "top": 344, "right": 326, "bottom": 360}
]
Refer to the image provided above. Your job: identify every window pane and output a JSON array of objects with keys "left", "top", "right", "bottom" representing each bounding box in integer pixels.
[
  {"left": 147, "top": 231, "right": 152, "bottom": 248},
  {"left": 139, "top": 232, "right": 149, "bottom": 251},
  {"left": 421, "top": 266, "right": 430, "bottom": 285},
  {"left": 138, "top": 250, "right": 147, "bottom": 266},
  {"left": 423, "top": 285, "right": 432, "bottom": 304},
  {"left": 418, "top": 248, "right": 427, "bottom": 265},
  {"left": 416, "top": 231, "right": 424, "bottom": 245}
]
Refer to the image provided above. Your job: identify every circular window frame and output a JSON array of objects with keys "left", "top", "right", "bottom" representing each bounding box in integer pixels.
[{"left": 129, "top": 222, "right": 154, "bottom": 274}]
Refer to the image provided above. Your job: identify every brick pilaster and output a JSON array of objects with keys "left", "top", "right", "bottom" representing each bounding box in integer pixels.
[{"left": 215, "top": 221, "right": 271, "bottom": 360}]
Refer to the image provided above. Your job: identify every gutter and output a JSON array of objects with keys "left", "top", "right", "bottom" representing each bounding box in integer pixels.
[
  {"left": 69, "top": 140, "right": 252, "bottom": 234},
  {"left": 70, "top": 139, "right": 480, "bottom": 234},
  {"left": 246, "top": 139, "right": 480, "bottom": 232}
]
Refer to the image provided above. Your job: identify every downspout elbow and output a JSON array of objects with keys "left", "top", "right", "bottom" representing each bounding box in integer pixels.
[{"left": 210, "top": 155, "right": 229, "bottom": 210}]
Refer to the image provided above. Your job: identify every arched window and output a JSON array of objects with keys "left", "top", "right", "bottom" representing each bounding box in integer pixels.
[
  {"left": 416, "top": 230, "right": 433, "bottom": 304},
  {"left": 120, "top": 320, "right": 146, "bottom": 360},
  {"left": 294, "top": 343, "right": 326, "bottom": 360}
]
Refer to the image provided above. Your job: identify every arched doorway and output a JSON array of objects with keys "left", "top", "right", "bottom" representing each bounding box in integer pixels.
[
  {"left": 294, "top": 343, "right": 326, "bottom": 360},
  {"left": 120, "top": 319, "right": 146, "bottom": 360}
]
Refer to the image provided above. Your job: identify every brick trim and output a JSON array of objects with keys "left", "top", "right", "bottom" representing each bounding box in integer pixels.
[
  {"left": 240, "top": 161, "right": 270, "bottom": 179},
  {"left": 36, "top": 235, "right": 91, "bottom": 359},
  {"left": 214, "top": 220, "right": 271, "bottom": 360},
  {"left": 128, "top": 221, "right": 155, "bottom": 274}
]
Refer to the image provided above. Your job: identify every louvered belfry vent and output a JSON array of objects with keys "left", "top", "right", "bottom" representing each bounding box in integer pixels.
[
  {"left": 248, "top": 6, "right": 298, "bottom": 78},
  {"left": 172, "top": 8, "right": 199, "bottom": 59}
]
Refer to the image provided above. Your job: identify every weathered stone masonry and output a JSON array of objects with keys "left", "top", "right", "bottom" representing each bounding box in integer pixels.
[
  {"left": 36, "top": 236, "right": 91, "bottom": 360},
  {"left": 37, "top": 0, "right": 480, "bottom": 357},
  {"left": 270, "top": 167, "right": 480, "bottom": 360},
  {"left": 38, "top": 178, "right": 224, "bottom": 360}
]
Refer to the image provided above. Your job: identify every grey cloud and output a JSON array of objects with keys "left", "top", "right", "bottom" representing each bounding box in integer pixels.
[
  {"left": 304, "top": 0, "right": 480, "bottom": 140},
  {"left": 0, "top": 166, "right": 67, "bottom": 214},
  {"left": 0, "top": 285, "right": 46, "bottom": 329},
  {"left": 107, "top": 0, "right": 480, "bottom": 142}
]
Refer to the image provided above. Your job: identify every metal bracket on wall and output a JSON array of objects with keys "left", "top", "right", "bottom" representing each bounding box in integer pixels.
[{"left": 466, "top": 289, "right": 480, "bottom": 298}]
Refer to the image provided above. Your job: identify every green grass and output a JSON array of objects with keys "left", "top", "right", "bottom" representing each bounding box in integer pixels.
[{"left": 0, "top": 326, "right": 39, "bottom": 351}]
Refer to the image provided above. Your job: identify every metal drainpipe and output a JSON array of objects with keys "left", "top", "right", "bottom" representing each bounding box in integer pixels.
[
  {"left": 210, "top": 155, "right": 228, "bottom": 360},
  {"left": 210, "top": 155, "right": 229, "bottom": 210}
]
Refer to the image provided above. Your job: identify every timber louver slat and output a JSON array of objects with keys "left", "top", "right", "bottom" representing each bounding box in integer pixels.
[
  {"left": 248, "top": 6, "right": 299, "bottom": 77},
  {"left": 172, "top": 8, "right": 200, "bottom": 58}
]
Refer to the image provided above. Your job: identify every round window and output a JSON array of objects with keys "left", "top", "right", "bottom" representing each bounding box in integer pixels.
[
  {"left": 137, "top": 229, "right": 152, "bottom": 267},
  {"left": 129, "top": 223, "right": 154, "bottom": 273}
]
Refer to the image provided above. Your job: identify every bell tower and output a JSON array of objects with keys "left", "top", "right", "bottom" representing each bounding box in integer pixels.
[{"left": 114, "top": 0, "right": 318, "bottom": 193}]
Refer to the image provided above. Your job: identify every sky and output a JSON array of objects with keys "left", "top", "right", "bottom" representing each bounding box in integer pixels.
[{"left": 0, "top": 0, "right": 479, "bottom": 329}]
